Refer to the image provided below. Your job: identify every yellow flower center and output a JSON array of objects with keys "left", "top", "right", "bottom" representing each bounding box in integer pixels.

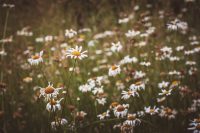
[
  {"left": 111, "top": 102, "right": 119, "bottom": 108},
  {"left": 111, "top": 65, "right": 118, "bottom": 70},
  {"left": 164, "top": 108, "right": 173, "bottom": 115},
  {"left": 32, "top": 55, "right": 40, "bottom": 59},
  {"left": 117, "top": 105, "right": 125, "bottom": 112},
  {"left": 72, "top": 51, "right": 81, "bottom": 56},
  {"left": 50, "top": 99, "right": 56, "bottom": 105},
  {"left": 135, "top": 81, "right": 142, "bottom": 86},
  {"left": 172, "top": 80, "right": 179, "bottom": 86},
  {"left": 45, "top": 86, "right": 55, "bottom": 94},
  {"left": 150, "top": 109, "right": 155, "bottom": 113},
  {"left": 127, "top": 115, "right": 136, "bottom": 120}
]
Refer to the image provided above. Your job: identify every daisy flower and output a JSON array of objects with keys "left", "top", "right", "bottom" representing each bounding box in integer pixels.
[
  {"left": 75, "top": 111, "right": 87, "bottom": 122},
  {"left": 123, "top": 113, "right": 141, "bottom": 126},
  {"left": 159, "top": 106, "right": 177, "bottom": 119},
  {"left": 125, "top": 30, "right": 140, "bottom": 38},
  {"left": 133, "top": 71, "right": 146, "bottom": 79},
  {"left": 159, "top": 89, "right": 172, "bottom": 96},
  {"left": 39, "top": 82, "right": 62, "bottom": 101},
  {"left": 97, "top": 110, "right": 110, "bottom": 120},
  {"left": 167, "top": 19, "right": 188, "bottom": 31},
  {"left": 121, "top": 89, "right": 139, "bottom": 100},
  {"left": 28, "top": 51, "right": 43, "bottom": 65},
  {"left": 129, "top": 81, "right": 145, "bottom": 91},
  {"left": 46, "top": 98, "right": 63, "bottom": 112},
  {"left": 144, "top": 106, "right": 159, "bottom": 115},
  {"left": 108, "top": 65, "right": 121, "bottom": 77},
  {"left": 158, "top": 81, "right": 169, "bottom": 89},
  {"left": 65, "top": 29, "right": 77, "bottom": 38},
  {"left": 188, "top": 123, "right": 200, "bottom": 133},
  {"left": 79, "top": 84, "right": 92, "bottom": 93},
  {"left": 65, "top": 46, "right": 87, "bottom": 60},
  {"left": 113, "top": 104, "right": 129, "bottom": 118},
  {"left": 96, "top": 97, "right": 107, "bottom": 105},
  {"left": 51, "top": 118, "right": 68, "bottom": 130},
  {"left": 110, "top": 41, "right": 122, "bottom": 52}
]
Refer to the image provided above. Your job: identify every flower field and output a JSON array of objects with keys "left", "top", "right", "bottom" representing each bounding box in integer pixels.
[{"left": 0, "top": 0, "right": 200, "bottom": 133}]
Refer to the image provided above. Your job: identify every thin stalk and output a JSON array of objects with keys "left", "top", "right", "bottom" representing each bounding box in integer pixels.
[{"left": 1, "top": 8, "right": 10, "bottom": 82}]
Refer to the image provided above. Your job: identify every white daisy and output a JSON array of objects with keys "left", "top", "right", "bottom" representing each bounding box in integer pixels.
[
  {"left": 125, "top": 30, "right": 140, "bottom": 38},
  {"left": 51, "top": 118, "right": 68, "bottom": 130},
  {"left": 65, "top": 29, "right": 77, "bottom": 38},
  {"left": 123, "top": 113, "right": 141, "bottom": 126},
  {"left": 159, "top": 106, "right": 177, "bottom": 119},
  {"left": 110, "top": 41, "right": 122, "bottom": 52},
  {"left": 65, "top": 46, "right": 87, "bottom": 60},
  {"left": 28, "top": 51, "right": 43, "bottom": 65},
  {"left": 144, "top": 106, "right": 159, "bottom": 115},
  {"left": 121, "top": 89, "right": 139, "bottom": 100},
  {"left": 188, "top": 123, "right": 200, "bottom": 133},
  {"left": 129, "top": 81, "right": 145, "bottom": 91},
  {"left": 158, "top": 89, "right": 172, "bottom": 96},
  {"left": 113, "top": 104, "right": 129, "bottom": 118},
  {"left": 158, "top": 81, "right": 169, "bottom": 89},
  {"left": 46, "top": 98, "right": 63, "bottom": 112},
  {"left": 108, "top": 65, "right": 121, "bottom": 77},
  {"left": 97, "top": 110, "right": 110, "bottom": 120},
  {"left": 39, "top": 82, "right": 62, "bottom": 101}
]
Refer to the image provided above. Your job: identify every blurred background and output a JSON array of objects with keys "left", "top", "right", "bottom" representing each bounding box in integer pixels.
[
  {"left": 1, "top": 0, "right": 200, "bottom": 133},
  {"left": 0, "top": 0, "right": 200, "bottom": 35}
]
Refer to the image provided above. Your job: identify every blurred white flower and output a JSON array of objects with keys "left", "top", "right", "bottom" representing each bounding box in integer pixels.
[
  {"left": 66, "top": 46, "right": 87, "bottom": 60},
  {"left": 111, "top": 41, "right": 122, "bottom": 52},
  {"left": 28, "top": 51, "right": 43, "bottom": 65},
  {"left": 108, "top": 65, "right": 121, "bottom": 77}
]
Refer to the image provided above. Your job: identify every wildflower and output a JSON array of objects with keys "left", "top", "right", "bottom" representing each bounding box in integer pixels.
[
  {"left": 159, "top": 89, "right": 172, "bottom": 96},
  {"left": 129, "top": 81, "right": 145, "bottom": 91},
  {"left": 188, "top": 119, "right": 200, "bottom": 133},
  {"left": 113, "top": 104, "right": 129, "bottom": 118},
  {"left": 144, "top": 106, "right": 159, "bottom": 115},
  {"left": 140, "top": 61, "right": 151, "bottom": 67},
  {"left": 65, "top": 46, "right": 87, "bottom": 60},
  {"left": 51, "top": 118, "right": 68, "bottom": 130},
  {"left": 39, "top": 82, "right": 62, "bottom": 101},
  {"left": 110, "top": 41, "right": 122, "bottom": 52},
  {"left": 28, "top": 51, "right": 43, "bottom": 65},
  {"left": 0, "top": 50, "right": 7, "bottom": 56},
  {"left": 46, "top": 98, "right": 63, "bottom": 112},
  {"left": 108, "top": 65, "right": 121, "bottom": 77},
  {"left": 120, "top": 55, "right": 138, "bottom": 65},
  {"left": 159, "top": 106, "right": 177, "bottom": 119},
  {"left": 167, "top": 19, "right": 188, "bottom": 31},
  {"left": 133, "top": 71, "right": 146, "bottom": 79},
  {"left": 158, "top": 81, "right": 169, "bottom": 89},
  {"left": 75, "top": 111, "right": 87, "bottom": 122},
  {"left": 97, "top": 110, "right": 110, "bottom": 120},
  {"left": 125, "top": 30, "right": 140, "bottom": 38},
  {"left": 121, "top": 89, "right": 139, "bottom": 100},
  {"left": 124, "top": 113, "right": 141, "bottom": 126},
  {"left": 23, "top": 77, "right": 33, "bottom": 83},
  {"left": 79, "top": 84, "right": 92, "bottom": 93},
  {"left": 65, "top": 29, "right": 77, "bottom": 38},
  {"left": 96, "top": 97, "right": 107, "bottom": 105},
  {"left": 116, "top": 81, "right": 125, "bottom": 90},
  {"left": 120, "top": 123, "right": 134, "bottom": 133}
]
